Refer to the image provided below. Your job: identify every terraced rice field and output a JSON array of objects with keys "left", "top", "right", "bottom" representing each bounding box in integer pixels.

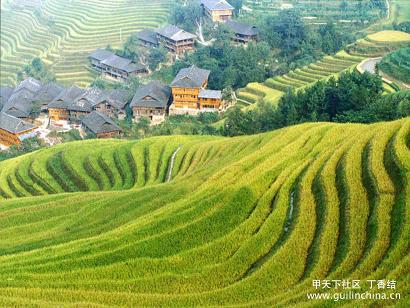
[
  {"left": 243, "top": 0, "right": 384, "bottom": 24},
  {"left": 0, "top": 119, "right": 409, "bottom": 306},
  {"left": 379, "top": 47, "right": 410, "bottom": 84},
  {"left": 0, "top": 0, "right": 172, "bottom": 87},
  {"left": 237, "top": 31, "right": 410, "bottom": 106}
]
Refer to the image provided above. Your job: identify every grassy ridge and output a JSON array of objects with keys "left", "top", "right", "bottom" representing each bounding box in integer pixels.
[{"left": 0, "top": 118, "right": 409, "bottom": 306}]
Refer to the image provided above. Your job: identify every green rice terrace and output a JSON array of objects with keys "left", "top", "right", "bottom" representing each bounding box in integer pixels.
[
  {"left": 237, "top": 30, "right": 410, "bottom": 107},
  {"left": 0, "top": 0, "right": 172, "bottom": 87},
  {"left": 0, "top": 118, "right": 409, "bottom": 306}
]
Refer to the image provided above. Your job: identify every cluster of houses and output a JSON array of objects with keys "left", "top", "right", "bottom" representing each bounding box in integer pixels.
[
  {"left": 1, "top": 0, "right": 260, "bottom": 147},
  {"left": 89, "top": 0, "right": 259, "bottom": 81},
  {"left": 0, "top": 64, "right": 222, "bottom": 146}
]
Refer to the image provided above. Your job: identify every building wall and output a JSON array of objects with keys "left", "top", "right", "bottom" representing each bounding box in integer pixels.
[
  {"left": 96, "top": 131, "right": 121, "bottom": 139},
  {"left": 205, "top": 8, "right": 233, "bottom": 22},
  {"left": 133, "top": 106, "right": 166, "bottom": 124},
  {"left": 49, "top": 108, "right": 69, "bottom": 121},
  {"left": 172, "top": 87, "right": 200, "bottom": 109},
  {"left": 199, "top": 97, "right": 221, "bottom": 109},
  {"left": 0, "top": 128, "right": 36, "bottom": 146}
]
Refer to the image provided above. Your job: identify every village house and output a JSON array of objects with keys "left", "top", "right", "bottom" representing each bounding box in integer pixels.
[
  {"left": 81, "top": 111, "right": 122, "bottom": 139},
  {"left": 32, "top": 83, "right": 64, "bottom": 111},
  {"left": 156, "top": 25, "right": 197, "bottom": 54},
  {"left": 201, "top": 0, "right": 234, "bottom": 23},
  {"left": 130, "top": 81, "right": 172, "bottom": 125},
  {"left": 0, "top": 112, "right": 37, "bottom": 146},
  {"left": 48, "top": 85, "right": 85, "bottom": 121},
  {"left": 93, "top": 89, "right": 129, "bottom": 120},
  {"left": 135, "top": 29, "right": 159, "bottom": 48},
  {"left": 89, "top": 49, "right": 147, "bottom": 81},
  {"left": 169, "top": 65, "right": 213, "bottom": 115},
  {"left": 225, "top": 20, "right": 259, "bottom": 43}
]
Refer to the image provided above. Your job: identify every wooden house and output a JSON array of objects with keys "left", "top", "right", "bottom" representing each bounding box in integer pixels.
[
  {"left": 0, "top": 112, "right": 37, "bottom": 146},
  {"left": 156, "top": 25, "right": 197, "bottom": 54},
  {"left": 130, "top": 81, "right": 171, "bottom": 125},
  {"left": 81, "top": 111, "right": 122, "bottom": 139},
  {"left": 169, "top": 65, "right": 210, "bottom": 115},
  {"left": 198, "top": 89, "right": 222, "bottom": 110},
  {"left": 201, "top": 0, "right": 234, "bottom": 23},
  {"left": 0, "top": 87, "right": 14, "bottom": 111},
  {"left": 225, "top": 20, "right": 259, "bottom": 43},
  {"left": 89, "top": 49, "right": 147, "bottom": 81}
]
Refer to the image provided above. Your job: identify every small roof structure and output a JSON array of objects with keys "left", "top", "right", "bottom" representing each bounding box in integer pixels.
[
  {"left": 48, "top": 86, "right": 85, "bottom": 109},
  {"left": 81, "top": 111, "right": 122, "bottom": 135},
  {"left": 225, "top": 20, "right": 259, "bottom": 36},
  {"left": 170, "top": 65, "right": 211, "bottom": 88},
  {"left": 131, "top": 81, "right": 171, "bottom": 109},
  {"left": 156, "top": 25, "right": 197, "bottom": 42},
  {"left": 199, "top": 89, "right": 222, "bottom": 99},
  {"left": 136, "top": 29, "right": 159, "bottom": 45},
  {"left": 0, "top": 112, "right": 36, "bottom": 134},
  {"left": 89, "top": 49, "right": 114, "bottom": 61},
  {"left": 201, "top": 0, "right": 234, "bottom": 11}
]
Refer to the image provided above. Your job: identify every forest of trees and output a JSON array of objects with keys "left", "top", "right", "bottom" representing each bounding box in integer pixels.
[{"left": 222, "top": 71, "right": 410, "bottom": 136}]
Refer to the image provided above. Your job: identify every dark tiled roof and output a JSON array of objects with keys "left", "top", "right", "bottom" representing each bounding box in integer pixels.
[
  {"left": 69, "top": 88, "right": 107, "bottom": 112},
  {"left": 225, "top": 20, "right": 259, "bottom": 36},
  {"left": 2, "top": 90, "right": 34, "bottom": 118},
  {"left": 82, "top": 111, "right": 122, "bottom": 134},
  {"left": 100, "top": 54, "right": 146, "bottom": 72},
  {"left": 33, "top": 83, "right": 64, "bottom": 103},
  {"left": 14, "top": 77, "right": 42, "bottom": 95},
  {"left": 201, "top": 0, "right": 234, "bottom": 11},
  {"left": 0, "top": 112, "right": 36, "bottom": 134},
  {"left": 131, "top": 81, "right": 171, "bottom": 108},
  {"left": 199, "top": 89, "right": 222, "bottom": 99},
  {"left": 156, "top": 25, "right": 197, "bottom": 41},
  {"left": 104, "top": 89, "right": 129, "bottom": 110},
  {"left": 136, "top": 29, "right": 159, "bottom": 45},
  {"left": 170, "top": 65, "right": 210, "bottom": 88},
  {"left": 89, "top": 49, "right": 114, "bottom": 61},
  {"left": 48, "top": 86, "right": 85, "bottom": 109}
]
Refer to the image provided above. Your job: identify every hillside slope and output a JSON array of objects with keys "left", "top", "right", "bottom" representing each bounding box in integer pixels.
[
  {"left": 0, "top": 119, "right": 409, "bottom": 306},
  {"left": 0, "top": 0, "right": 171, "bottom": 87}
]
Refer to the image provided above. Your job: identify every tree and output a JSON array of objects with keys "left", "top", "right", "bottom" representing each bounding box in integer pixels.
[
  {"left": 19, "top": 57, "right": 56, "bottom": 83},
  {"left": 274, "top": 9, "right": 307, "bottom": 55}
]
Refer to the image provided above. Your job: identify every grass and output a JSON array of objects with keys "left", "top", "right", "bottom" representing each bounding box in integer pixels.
[{"left": 0, "top": 118, "right": 409, "bottom": 306}]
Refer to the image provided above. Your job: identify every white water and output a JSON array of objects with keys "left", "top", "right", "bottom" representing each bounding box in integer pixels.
[{"left": 166, "top": 146, "right": 182, "bottom": 182}]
